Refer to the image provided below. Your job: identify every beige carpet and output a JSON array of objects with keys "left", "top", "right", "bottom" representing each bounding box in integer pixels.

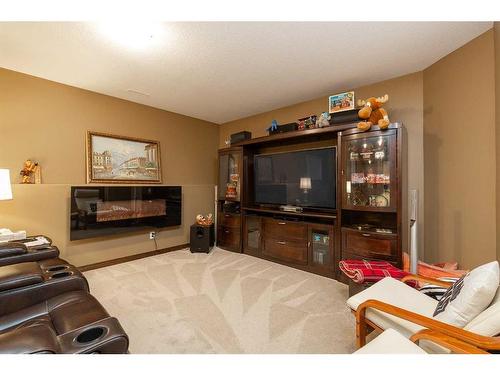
[{"left": 84, "top": 247, "right": 356, "bottom": 354}]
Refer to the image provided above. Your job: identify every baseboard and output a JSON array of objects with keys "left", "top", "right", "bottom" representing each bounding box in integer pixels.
[{"left": 78, "top": 243, "right": 189, "bottom": 272}]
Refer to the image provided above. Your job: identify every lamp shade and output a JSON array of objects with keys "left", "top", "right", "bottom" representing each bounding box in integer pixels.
[
  {"left": 0, "top": 169, "right": 13, "bottom": 200},
  {"left": 300, "top": 177, "right": 311, "bottom": 190}
]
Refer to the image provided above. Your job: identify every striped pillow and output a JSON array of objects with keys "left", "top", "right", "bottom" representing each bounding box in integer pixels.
[{"left": 419, "top": 277, "right": 459, "bottom": 301}]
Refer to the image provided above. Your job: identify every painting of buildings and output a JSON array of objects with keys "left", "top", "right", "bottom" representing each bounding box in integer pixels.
[{"left": 87, "top": 132, "right": 162, "bottom": 183}]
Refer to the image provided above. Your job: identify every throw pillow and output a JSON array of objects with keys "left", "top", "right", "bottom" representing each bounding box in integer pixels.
[
  {"left": 422, "top": 277, "right": 460, "bottom": 301},
  {"left": 433, "top": 275, "right": 466, "bottom": 313},
  {"left": 433, "top": 261, "right": 499, "bottom": 327}
]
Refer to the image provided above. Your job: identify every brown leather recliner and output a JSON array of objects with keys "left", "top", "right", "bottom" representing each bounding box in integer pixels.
[
  {"left": 0, "top": 260, "right": 129, "bottom": 353},
  {"left": 0, "top": 290, "right": 129, "bottom": 353},
  {"left": 0, "top": 242, "right": 59, "bottom": 267},
  {"left": 0, "top": 259, "right": 89, "bottom": 316}
]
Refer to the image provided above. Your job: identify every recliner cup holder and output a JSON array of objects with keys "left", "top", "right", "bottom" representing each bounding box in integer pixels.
[
  {"left": 75, "top": 327, "right": 107, "bottom": 345},
  {"left": 46, "top": 265, "right": 69, "bottom": 272},
  {"left": 50, "top": 271, "right": 73, "bottom": 279}
]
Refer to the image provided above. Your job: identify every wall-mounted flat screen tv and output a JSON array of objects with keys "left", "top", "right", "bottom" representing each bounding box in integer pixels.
[
  {"left": 70, "top": 186, "right": 181, "bottom": 240},
  {"left": 254, "top": 147, "right": 336, "bottom": 209}
]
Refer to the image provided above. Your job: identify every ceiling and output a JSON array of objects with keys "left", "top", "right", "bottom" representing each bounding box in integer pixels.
[{"left": 0, "top": 22, "right": 492, "bottom": 124}]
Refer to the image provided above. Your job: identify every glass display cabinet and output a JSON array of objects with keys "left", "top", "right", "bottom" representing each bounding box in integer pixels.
[
  {"left": 339, "top": 125, "right": 404, "bottom": 273},
  {"left": 341, "top": 129, "right": 397, "bottom": 212},
  {"left": 217, "top": 147, "right": 243, "bottom": 253},
  {"left": 218, "top": 148, "right": 242, "bottom": 201}
]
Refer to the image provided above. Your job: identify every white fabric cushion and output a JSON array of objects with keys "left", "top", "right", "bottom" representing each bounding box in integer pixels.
[
  {"left": 347, "top": 277, "right": 438, "bottom": 338},
  {"left": 434, "top": 261, "right": 499, "bottom": 327},
  {"left": 464, "top": 286, "right": 500, "bottom": 336},
  {"left": 354, "top": 328, "right": 427, "bottom": 354}
]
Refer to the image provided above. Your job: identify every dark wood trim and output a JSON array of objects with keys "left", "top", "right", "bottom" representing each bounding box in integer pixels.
[
  {"left": 77, "top": 243, "right": 189, "bottom": 272},
  {"left": 232, "top": 123, "right": 358, "bottom": 147},
  {"left": 242, "top": 206, "right": 337, "bottom": 220},
  {"left": 338, "top": 122, "right": 402, "bottom": 137}
]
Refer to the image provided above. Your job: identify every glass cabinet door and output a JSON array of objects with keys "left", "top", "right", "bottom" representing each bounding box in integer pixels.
[
  {"left": 218, "top": 150, "right": 242, "bottom": 201},
  {"left": 309, "top": 227, "right": 332, "bottom": 268},
  {"left": 244, "top": 215, "right": 261, "bottom": 255},
  {"left": 342, "top": 131, "right": 397, "bottom": 211}
]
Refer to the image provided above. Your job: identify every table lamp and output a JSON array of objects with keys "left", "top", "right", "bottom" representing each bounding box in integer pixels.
[
  {"left": 300, "top": 177, "right": 311, "bottom": 203},
  {"left": 0, "top": 169, "right": 13, "bottom": 201}
]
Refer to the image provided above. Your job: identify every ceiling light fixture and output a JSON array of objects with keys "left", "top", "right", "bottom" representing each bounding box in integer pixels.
[{"left": 98, "top": 21, "right": 165, "bottom": 50}]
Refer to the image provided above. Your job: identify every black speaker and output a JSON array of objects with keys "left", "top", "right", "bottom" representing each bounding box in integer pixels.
[
  {"left": 230, "top": 131, "right": 251, "bottom": 144},
  {"left": 190, "top": 224, "right": 215, "bottom": 253}
]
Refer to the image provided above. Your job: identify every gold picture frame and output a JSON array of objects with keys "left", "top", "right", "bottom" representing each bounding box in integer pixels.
[{"left": 86, "top": 131, "right": 162, "bottom": 184}]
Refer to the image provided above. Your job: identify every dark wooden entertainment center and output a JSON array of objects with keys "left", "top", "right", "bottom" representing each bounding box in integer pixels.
[{"left": 217, "top": 123, "right": 406, "bottom": 282}]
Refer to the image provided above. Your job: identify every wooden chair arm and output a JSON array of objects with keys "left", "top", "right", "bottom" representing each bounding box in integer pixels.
[
  {"left": 410, "top": 329, "right": 489, "bottom": 354},
  {"left": 356, "top": 299, "right": 500, "bottom": 351},
  {"left": 401, "top": 274, "right": 453, "bottom": 288}
]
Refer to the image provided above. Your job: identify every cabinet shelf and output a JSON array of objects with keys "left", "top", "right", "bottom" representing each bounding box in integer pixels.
[
  {"left": 242, "top": 206, "right": 337, "bottom": 220},
  {"left": 350, "top": 182, "right": 390, "bottom": 185}
]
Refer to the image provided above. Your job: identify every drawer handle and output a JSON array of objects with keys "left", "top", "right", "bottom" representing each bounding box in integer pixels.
[
  {"left": 276, "top": 241, "right": 286, "bottom": 245},
  {"left": 224, "top": 230, "right": 230, "bottom": 234},
  {"left": 278, "top": 222, "right": 286, "bottom": 225},
  {"left": 362, "top": 233, "right": 371, "bottom": 237}
]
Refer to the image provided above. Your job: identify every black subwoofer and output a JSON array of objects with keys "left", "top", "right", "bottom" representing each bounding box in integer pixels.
[{"left": 190, "top": 224, "right": 215, "bottom": 253}]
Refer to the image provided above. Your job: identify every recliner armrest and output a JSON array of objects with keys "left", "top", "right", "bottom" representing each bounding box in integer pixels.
[
  {"left": 0, "top": 242, "right": 28, "bottom": 258},
  {"left": 0, "top": 323, "right": 60, "bottom": 354},
  {"left": 356, "top": 299, "right": 500, "bottom": 351},
  {"left": 0, "top": 245, "right": 59, "bottom": 267}
]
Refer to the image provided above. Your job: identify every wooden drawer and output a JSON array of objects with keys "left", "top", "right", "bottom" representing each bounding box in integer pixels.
[
  {"left": 217, "top": 225, "right": 241, "bottom": 250},
  {"left": 342, "top": 251, "right": 398, "bottom": 267},
  {"left": 262, "top": 238, "right": 308, "bottom": 265},
  {"left": 219, "top": 213, "right": 241, "bottom": 228},
  {"left": 342, "top": 228, "right": 397, "bottom": 261},
  {"left": 263, "top": 218, "right": 307, "bottom": 241}
]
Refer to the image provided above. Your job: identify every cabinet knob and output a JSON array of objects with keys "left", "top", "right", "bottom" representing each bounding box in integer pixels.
[
  {"left": 362, "top": 233, "right": 371, "bottom": 237},
  {"left": 278, "top": 222, "right": 286, "bottom": 225},
  {"left": 277, "top": 241, "right": 286, "bottom": 245}
]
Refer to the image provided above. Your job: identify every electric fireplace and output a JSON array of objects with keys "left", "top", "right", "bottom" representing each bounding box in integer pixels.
[{"left": 70, "top": 186, "right": 181, "bottom": 240}]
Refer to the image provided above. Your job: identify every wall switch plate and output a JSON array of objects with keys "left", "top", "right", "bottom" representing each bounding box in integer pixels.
[{"left": 149, "top": 231, "right": 156, "bottom": 240}]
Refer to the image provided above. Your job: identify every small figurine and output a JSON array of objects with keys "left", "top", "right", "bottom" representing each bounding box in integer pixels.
[
  {"left": 298, "top": 115, "right": 317, "bottom": 130},
  {"left": 304, "top": 116, "right": 316, "bottom": 129},
  {"left": 267, "top": 119, "right": 279, "bottom": 133},
  {"left": 20, "top": 159, "right": 38, "bottom": 184},
  {"left": 297, "top": 118, "right": 306, "bottom": 130},
  {"left": 196, "top": 213, "right": 214, "bottom": 226},
  {"left": 316, "top": 112, "right": 331, "bottom": 128}
]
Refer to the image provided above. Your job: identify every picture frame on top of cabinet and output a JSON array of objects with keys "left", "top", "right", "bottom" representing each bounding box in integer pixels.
[{"left": 329, "top": 91, "right": 355, "bottom": 113}]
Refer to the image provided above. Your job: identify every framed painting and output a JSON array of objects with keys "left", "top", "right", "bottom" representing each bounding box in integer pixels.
[
  {"left": 86, "top": 131, "right": 162, "bottom": 184},
  {"left": 328, "top": 91, "right": 355, "bottom": 113}
]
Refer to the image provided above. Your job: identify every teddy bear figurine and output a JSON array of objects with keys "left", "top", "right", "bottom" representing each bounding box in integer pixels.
[
  {"left": 20, "top": 159, "right": 38, "bottom": 184},
  {"left": 357, "top": 94, "right": 390, "bottom": 131},
  {"left": 196, "top": 213, "right": 214, "bottom": 226}
]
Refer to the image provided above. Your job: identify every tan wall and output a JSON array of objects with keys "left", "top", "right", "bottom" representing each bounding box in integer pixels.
[
  {"left": 219, "top": 72, "right": 424, "bottom": 260},
  {"left": 423, "top": 30, "right": 496, "bottom": 268},
  {"left": 0, "top": 68, "right": 219, "bottom": 267},
  {"left": 495, "top": 23, "right": 500, "bottom": 263}
]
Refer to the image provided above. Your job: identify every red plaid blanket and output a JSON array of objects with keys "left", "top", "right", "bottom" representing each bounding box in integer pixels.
[{"left": 339, "top": 259, "right": 417, "bottom": 287}]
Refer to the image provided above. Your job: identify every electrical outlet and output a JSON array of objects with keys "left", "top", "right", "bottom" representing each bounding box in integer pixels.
[{"left": 149, "top": 231, "right": 156, "bottom": 240}]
